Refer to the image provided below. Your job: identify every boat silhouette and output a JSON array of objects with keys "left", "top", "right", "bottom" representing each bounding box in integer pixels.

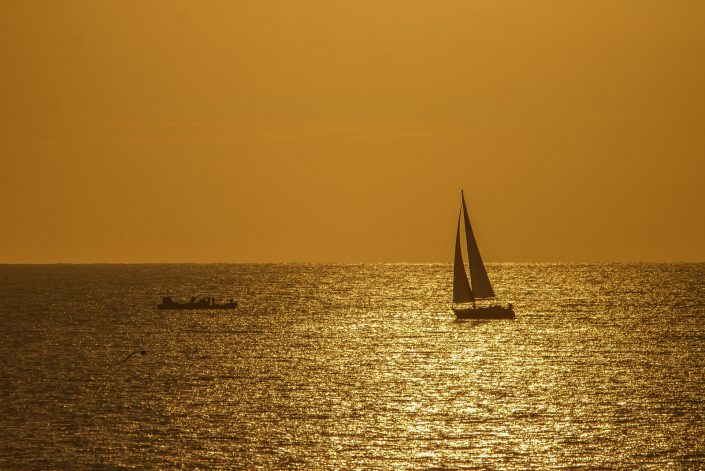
[
  {"left": 157, "top": 296, "right": 238, "bottom": 310},
  {"left": 452, "top": 191, "right": 515, "bottom": 320}
]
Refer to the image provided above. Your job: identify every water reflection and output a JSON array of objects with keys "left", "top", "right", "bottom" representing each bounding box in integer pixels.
[{"left": 0, "top": 264, "right": 704, "bottom": 468}]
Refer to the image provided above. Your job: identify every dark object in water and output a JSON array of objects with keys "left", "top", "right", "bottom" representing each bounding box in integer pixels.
[
  {"left": 120, "top": 349, "right": 147, "bottom": 363},
  {"left": 451, "top": 190, "right": 516, "bottom": 320},
  {"left": 157, "top": 296, "right": 238, "bottom": 310}
]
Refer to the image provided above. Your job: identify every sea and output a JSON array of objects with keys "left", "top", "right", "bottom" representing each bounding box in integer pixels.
[{"left": 1, "top": 263, "right": 704, "bottom": 469}]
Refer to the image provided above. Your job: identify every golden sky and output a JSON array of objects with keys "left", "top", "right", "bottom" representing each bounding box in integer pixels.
[{"left": 1, "top": 1, "right": 704, "bottom": 262}]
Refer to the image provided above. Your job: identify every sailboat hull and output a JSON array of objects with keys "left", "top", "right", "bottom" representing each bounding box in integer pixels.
[{"left": 453, "top": 305, "right": 515, "bottom": 320}]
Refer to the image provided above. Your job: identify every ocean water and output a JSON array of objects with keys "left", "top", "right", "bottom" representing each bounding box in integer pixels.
[{"left": 1, "top": 263, "right": 704, "bottom": 469}]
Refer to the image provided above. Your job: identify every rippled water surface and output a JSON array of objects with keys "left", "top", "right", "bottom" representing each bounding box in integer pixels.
[{"left": 1, "top": 264, "right": 704, "bottom": 468}]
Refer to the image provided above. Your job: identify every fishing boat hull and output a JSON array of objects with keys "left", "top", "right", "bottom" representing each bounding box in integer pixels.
[
  {"left": 157, "top": 302, "right": 237, "bottom": 310},
  {"left": 453, "top": 305, "right": 515, "bottom": 320},
  {"left": 157, "top": 296, "right": 238, "bottom": 310}
]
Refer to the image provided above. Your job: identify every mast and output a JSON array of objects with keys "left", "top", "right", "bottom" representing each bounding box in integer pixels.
[{"left": 461, "top": 190, "right": 495, "bottom": 299}]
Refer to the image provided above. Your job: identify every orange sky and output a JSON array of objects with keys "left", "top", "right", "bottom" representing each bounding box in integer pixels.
[{"left": 1, "top": 1, "right": 704, "bottom": 263}]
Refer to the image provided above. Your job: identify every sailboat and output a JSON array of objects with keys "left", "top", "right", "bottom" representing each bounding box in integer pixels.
[{"left": 452, "top": 190, "right": 515, "bottom": 319}]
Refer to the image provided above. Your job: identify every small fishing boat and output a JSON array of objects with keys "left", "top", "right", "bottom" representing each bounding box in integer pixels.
[
  {"left": 157, "top": 296, "right": 238, "bottom": 310},
  {"left": 452, "top": 191, "right": 515, "bottom": 320}
]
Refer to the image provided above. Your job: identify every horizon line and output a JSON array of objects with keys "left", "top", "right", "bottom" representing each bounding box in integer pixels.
[{"left": 1, "top": 261, "right": 704, "bottom": 266}]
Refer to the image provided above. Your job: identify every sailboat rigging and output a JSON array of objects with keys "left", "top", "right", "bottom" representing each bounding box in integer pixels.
[{"left": 452, "top": 191, "right": 515, "bottom": 319}]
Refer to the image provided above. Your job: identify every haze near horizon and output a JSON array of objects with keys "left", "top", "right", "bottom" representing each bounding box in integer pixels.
[{"left": 1, "top": 1, "right": 704, "bottom": 263}]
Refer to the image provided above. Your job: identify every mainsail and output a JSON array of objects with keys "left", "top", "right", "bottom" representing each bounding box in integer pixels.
[
  {"left": 453, "top": 210, "right": 474, "bottom": 303},
  {"left": 454, "top": 191, "right": 496, "bottom": 302}
]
